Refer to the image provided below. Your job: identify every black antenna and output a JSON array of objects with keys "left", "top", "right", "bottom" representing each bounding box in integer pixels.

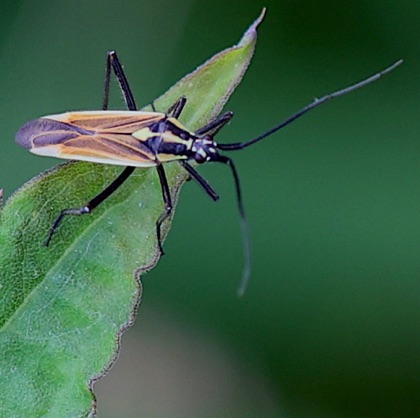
[{"left": 218, "top": 60, "right": 403, "bottom": 151}]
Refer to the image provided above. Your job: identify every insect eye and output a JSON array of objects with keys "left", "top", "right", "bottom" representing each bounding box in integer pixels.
[{"left": 194, "top": 151, "right": 207, "bottom": 164}]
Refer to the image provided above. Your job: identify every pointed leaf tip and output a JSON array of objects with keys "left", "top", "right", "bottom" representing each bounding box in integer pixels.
[{"left": 238, "top": 8, "right": 266, "bottom": 47}]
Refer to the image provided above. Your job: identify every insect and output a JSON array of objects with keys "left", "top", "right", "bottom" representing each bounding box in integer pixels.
[{"left": 16, "top": 51, "right": 402, "bottom": 295}]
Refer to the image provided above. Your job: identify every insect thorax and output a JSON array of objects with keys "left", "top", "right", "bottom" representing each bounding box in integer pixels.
[{"left": 136, "top": 117, "right": 219, "bottom": 164}]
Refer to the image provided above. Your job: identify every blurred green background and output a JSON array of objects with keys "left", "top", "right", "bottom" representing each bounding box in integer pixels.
[{"left": 1, "top": 1, "right": 419, "bottom": 417}]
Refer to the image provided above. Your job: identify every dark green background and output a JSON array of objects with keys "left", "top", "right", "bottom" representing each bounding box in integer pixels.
[{"left": 1, "top": 1, "right": 418, "bottom": 417}]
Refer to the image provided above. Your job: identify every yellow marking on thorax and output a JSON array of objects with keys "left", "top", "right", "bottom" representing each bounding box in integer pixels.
[{"left": 132, "top": 127, "right": 194, "bottom": 148}]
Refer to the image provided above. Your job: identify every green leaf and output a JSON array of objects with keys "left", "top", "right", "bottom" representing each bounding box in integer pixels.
[{"left": 0, "top": 9, "right": 265, "bottom": 417}]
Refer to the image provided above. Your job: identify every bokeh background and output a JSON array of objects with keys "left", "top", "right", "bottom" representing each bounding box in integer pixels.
[{"left": 1, "top": 1, "right": 418, "bottom": 417}]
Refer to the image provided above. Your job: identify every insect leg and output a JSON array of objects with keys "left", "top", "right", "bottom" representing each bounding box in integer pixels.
[
  {"left": 180, "top": 160, "right": 219, "bottom": 201},
  {"left": 215, "top": 155, "right": 251, "bottom": 296},
  {"left": 195, "top": 111, "right": 234, "bottom": 136},
  {"left": 103, "top": 50, "right": 137, "bottom": 111},
  {"left": 166, "top": 96, "right": 187, "bottom": 118},
  {"left": 150, "top": 96, "right": 186, "bottom": 115},
  {"left": 47, "top": 51, "right": 139, "bottom": 247},
  {"left": 155, "top": 164, "right": 173, "bottom": 255},
  {"left": 45, "top": 166, "right": 135, "bottom": 246},
  {"left": 177, "top": 112, "right": 234, "bottom": 200}
]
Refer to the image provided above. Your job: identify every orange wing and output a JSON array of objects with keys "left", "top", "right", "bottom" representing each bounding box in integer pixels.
[
  {"left": 16, "top": 111, "right": 166, "bottom": 167},
  {"left": 47, "top": 110, "right": 164, "bottom": 134}
]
